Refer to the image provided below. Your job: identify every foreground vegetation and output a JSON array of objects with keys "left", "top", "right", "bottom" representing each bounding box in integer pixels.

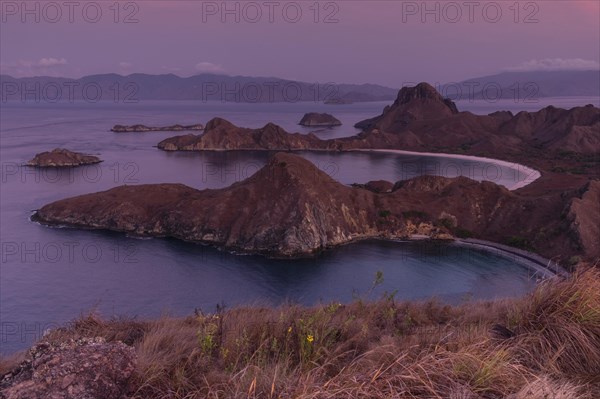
[{"left": 2, "top": 268, "right": 599, "bottom": 398}]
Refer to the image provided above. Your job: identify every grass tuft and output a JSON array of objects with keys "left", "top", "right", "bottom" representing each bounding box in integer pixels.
[{"left": 2, "top": 268, "right": 599, "bottom": 398}]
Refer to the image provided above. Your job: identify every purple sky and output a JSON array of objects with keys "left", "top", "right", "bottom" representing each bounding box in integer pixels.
[{"left": 1, "top": 1, "right": 599, "bottom": 87}]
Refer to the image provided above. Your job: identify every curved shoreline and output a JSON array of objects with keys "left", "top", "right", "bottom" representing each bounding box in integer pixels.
[
  {"left": 356, "top": 149, "right": 541, "bottom": 191},
  {"left": 158, "top": 146, "right": 542, "bottom": 190},
  {"left": 32, "top": 210, "right": 567, "bottom": 279},
  {"left": 452, "top": 238, "right": 567, "bottom": 278}
]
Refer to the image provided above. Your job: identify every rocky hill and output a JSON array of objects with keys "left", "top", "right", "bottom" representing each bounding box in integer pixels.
[
  {"left": 33, "top": 153, "right": 600, "bottom": 261},
  {"left": 157, "top": 83, "right": 599, "bottom": 178},
  {"left": 158, "top": 118, "right": 328, "bottom": 151},
  {"left": 353, "top": 83, "right": 600, "bottom": 155}
]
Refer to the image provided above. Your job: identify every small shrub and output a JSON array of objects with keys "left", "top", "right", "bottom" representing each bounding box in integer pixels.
[
  {"left": 437, "top": 217, "right": 455, "bottom": 229},
  {"left": 378, "top": 209, "right": 391, "bottom": 218}
]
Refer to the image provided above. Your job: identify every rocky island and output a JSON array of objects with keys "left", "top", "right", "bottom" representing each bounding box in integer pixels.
[
  {"left": 111, "top": 123, "right": 203, "bottom": 133},
  {"left": 324, "top": 97, "right": 353, "bottom": 105},
  {"left": 32, "top": 152, "right": 599, "bottom": 261},
  {"left": 33, "top": 83, "right": 600, "bottom": 262},
  {"left": 298, "top": 112, "right": 342, "bottom": 127},
  {"left": 157, "top": 83, "right": 599, "bottom": 177},
  {"left": 26, "top": 148, "right": 102, "bottom": 167}
]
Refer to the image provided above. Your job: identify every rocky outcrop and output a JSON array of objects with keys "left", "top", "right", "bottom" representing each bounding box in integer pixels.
[
  {"left": 566, "top": 180, "right": 600, "bottom": 259},
  {"left": 27, "top": 149, "right": 102, "bottom": 167},
  {"left": 156, "top": 84, "right": 599, "bottom": 179},
  {"left": 32, "top": 153, "right": 599, "bottom": 261},
  {"left": 158, "top": 118, "right": 329, "bottom": 151},
  {"left": 354, "top": 82, "right": 459, "bottom": 131},
  {"left": 32, "top": 153, "right": 451, "bottom": 257},
  {"left": 497, "top": 104, "right": 600, "bottom": 153},
  {"left": 111, "top": 124, "right": 203, "bottom": 133},
  {"left": 0, "top": 337, "right": 136, "bottom": 399},
  {"left": 353, "top": 83, "right": 600, "bottom": 155},
  {"left": 299, "top": 113, "right": 342, "bottom": 127}
]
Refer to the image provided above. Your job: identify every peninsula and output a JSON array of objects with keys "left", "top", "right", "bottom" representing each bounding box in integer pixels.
[
  {"left": 32, "top": 152, "right": 599, "bottom": 261},
  {"left": 157, "top": 83, "right": 599, "bottom": 181}
]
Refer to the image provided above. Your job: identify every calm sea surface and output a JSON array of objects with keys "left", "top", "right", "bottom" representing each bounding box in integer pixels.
[{"left": 1, "top": 97, "right": 596, "bottom": 354}]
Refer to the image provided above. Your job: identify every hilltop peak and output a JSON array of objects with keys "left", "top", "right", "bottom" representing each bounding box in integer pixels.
[
  {"left": 396, "top": 82, "right": 442, "bottom": 104},
  {"left": 204, "top": 117, "right": 238, "bottom": 131},
  {"left": 355, "top": 82, "right": 459, "bottom": 131},
  {"left": 248, "top": 152, "right": 337, "bottom": 188},
  {"left": 395, "top": 82, "right": 459, "bottom": 114}
]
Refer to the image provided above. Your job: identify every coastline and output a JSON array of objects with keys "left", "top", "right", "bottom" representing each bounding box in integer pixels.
[
  {"left": 157, "top": 146, "right": 542, "bottom": 190},
  {"left": 356, "top": 148, "right": 542, "bottom": 190},
  {"left": 30, "top": 211, "right": 567, "bottom": 277},
  {"left": 452, "top": 238, "right": 568, "bottom": 278}
]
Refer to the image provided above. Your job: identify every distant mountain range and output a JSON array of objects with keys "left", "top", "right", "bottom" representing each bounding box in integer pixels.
[
  {"left": 443, "top": 70, "right": 600, "bottom": 101},
  {"left": 0, "top": 73, "right": 397, "bottom": 103},
  {"left": 1, "top": 70, "right": 597, "bottom": 103}
]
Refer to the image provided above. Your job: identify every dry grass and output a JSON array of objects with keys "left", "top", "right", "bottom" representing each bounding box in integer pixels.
[{"left": 3, "top": 268, "right": 599, "bottom": 398}]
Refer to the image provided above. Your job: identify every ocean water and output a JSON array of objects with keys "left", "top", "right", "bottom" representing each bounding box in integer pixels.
[{"left": 1, "top": 97, "right": 594, "bottom": 355}]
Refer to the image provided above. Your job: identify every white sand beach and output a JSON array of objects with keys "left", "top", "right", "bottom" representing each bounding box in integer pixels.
[{"left": 357, "top": 149, "right": 541, "bottom": 190}]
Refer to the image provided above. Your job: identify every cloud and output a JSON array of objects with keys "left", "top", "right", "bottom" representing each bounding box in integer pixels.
[
  {"left": 507, "top": 58, "right": 600, "bottom": 72},
  {"left": 119, "top": 62, "right": 133, "bottom": 69},
  {"left": 1, "top": 58, "right": 69, "bottom": 77},
  {"left": 37, "top": 57, "right": 68, "bottom": 67},
  {"left": 194, "top": 62, "right": 224, "bottom": 73}
]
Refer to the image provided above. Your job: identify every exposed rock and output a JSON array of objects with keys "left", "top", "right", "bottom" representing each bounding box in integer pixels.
[
  {"left": 566, "top": 181, "right": 600, "bottom": 259},
  {"left": 31, "top": 153, "right": 599, "bottom": 261},
  {"left": 158, "top": 118, "right": 329, "bottom": 151},
  {"left": 26, "top": 149, "right": 102, "bottom": 168},
  {"left": 111, "top": 123, "right": 203, "bottom": 133},
  {"left": 0, "top": 337, "right": 136, "bottom": 399},
  {"left": 299, "top": 113, "right": 342, "bottom": 127},
  {"left": 157, "top": 83, "right": 600, "bottom": 178},
  {"left": 354, "top": 82, "right": 459, "bottom": 131},
  {"left": 151, "top": 83, "right": 598, "bottom": 260},
  {"left": 353, "top": 82, "right": 600, "bottom": 155},
  {"left": 498, "top": 105, "right": 600, "bottom": 153},
  {"left": 32, "top": 153, "right": 452, "bottom": 258}
]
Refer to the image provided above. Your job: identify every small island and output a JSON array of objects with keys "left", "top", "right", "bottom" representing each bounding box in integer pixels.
[
  {"left": 111, "top": 123, "right": 203, "bottom": 133},
  {"left": 27, "top": 148, "right": 102, "bottom": 167},
  {"left": 298, "top": 112, "right": 342, "bottom": 127},
  {"left": 324, "top": 97, "right": 354, "bottom": 105}
]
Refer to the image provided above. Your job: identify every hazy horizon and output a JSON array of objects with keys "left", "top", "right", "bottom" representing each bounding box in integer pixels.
[
  {"left": 2, "top": 69, "right": 600, "bottom": 88},
  {"left": 1, "top": 1, "right": 599, "bottom": 87}
]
